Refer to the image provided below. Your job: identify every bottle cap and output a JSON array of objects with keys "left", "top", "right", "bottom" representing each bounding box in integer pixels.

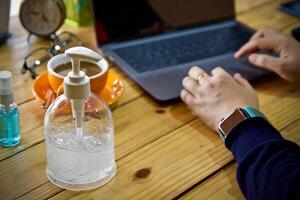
[
  {"left": 0, "top": 71, "right": 14, "bottom": 107},
  {"left": 0, "top": 71, "right": 13, "bottom": 95}
]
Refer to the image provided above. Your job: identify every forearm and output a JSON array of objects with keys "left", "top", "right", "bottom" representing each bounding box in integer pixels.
[{"left": 225, "top": 117, "right": 300, "bottom": 200}]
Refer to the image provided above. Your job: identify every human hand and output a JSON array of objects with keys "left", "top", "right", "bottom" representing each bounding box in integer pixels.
[
  {"left": 181, "top": 67, "right": 258, "bottom": 131},
  {"left": 235, "top": 27, "right": 300, "bottom": 83}
]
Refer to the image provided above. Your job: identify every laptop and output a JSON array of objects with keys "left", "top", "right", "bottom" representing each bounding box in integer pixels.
[{"left": 92, "top": 0, "right": 269, "bottom": 102}]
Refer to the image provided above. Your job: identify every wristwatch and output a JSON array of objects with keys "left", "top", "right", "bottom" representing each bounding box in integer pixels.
[{"left": 218, "top": 107, "right": 266, "bottom": 141}]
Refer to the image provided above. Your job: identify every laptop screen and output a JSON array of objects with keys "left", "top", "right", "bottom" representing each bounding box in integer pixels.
[{"left": 92, "top": 0, "right": 234, "bottom": 45}]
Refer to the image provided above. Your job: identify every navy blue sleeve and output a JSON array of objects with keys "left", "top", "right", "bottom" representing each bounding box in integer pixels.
[{"left": 225, "top": 117, "right": 300, "bottom": 200}]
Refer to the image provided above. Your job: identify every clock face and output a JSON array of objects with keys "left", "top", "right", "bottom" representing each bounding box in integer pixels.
[{"left": 20, "top": 0, "right": 65, "bottom": 37}]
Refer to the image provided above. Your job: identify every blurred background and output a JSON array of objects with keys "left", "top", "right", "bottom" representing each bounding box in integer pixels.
[{"left": 11, "top": 0, "right": 22, "bottom": 16}]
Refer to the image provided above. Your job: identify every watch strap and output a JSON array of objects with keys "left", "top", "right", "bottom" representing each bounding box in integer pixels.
[
  {"left": 218, "top": 107, "right": 266, "bottom": 141},
  {"left": 241, "top": 106, "right": 267, "bottom": 119}
]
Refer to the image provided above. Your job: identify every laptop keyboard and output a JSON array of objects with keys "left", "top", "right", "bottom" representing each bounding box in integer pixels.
[{"left": 114, "top": 24, "right": 253, "bottom": 73}]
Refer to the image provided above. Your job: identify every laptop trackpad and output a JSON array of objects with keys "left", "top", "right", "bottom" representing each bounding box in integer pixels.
[
  {"left": 138, "top": 68, "right": 185, "bottom": 101},
  {"left": 179, "top": 53, "right": 270, "bottom": 80}
]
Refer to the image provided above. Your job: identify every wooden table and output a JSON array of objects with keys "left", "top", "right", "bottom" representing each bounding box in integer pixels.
[{"left": 0, "top": 0, "right": 300, "bottom": 199}]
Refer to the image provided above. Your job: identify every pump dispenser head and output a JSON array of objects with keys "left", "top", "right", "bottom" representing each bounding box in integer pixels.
[
  {"left": 64, "top": 47, "right": 103, "bottom": 130},
  {"left": 0, "top": 71, "right": 14, "bottom": 108}
]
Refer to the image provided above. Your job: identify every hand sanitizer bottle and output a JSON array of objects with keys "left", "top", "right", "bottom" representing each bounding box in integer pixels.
[
  {"left": 44, "top": 47, "right": 116, "bottom": 190},
  {"left": 0, "top": 71, "right": 21, "bottom": 147}
]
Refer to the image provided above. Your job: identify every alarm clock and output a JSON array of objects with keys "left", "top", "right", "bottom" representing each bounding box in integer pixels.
[{"left": 19, "top": 0, "right": 66, "bottom": 37}]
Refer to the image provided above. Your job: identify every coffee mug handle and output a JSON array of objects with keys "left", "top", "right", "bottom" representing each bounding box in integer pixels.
[
  {"left": 56, "top": 84, "right": 64, "bottom": 97},
  {"left": 41, "top": 90, "right": 56, "bottom": 109}
]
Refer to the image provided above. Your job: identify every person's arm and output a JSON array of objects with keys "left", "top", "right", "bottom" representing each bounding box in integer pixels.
[
  {"left": 180, "top": 65, "right": 300, "bottom": 200},
  {"left": 226, "top": 117, "right": 300, "bottom": 200}
]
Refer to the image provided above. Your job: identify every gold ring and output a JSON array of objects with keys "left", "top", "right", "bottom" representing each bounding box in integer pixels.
[{"left": 197, "top": 73, "right": 208, "bottom": 84}]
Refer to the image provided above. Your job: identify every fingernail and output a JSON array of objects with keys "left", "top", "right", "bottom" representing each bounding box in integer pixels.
[
  {"left": 249, "top": 54, "right": 257, "bottom": 62},
  {"left": 234, "top": 73, "right": 241, "bottom": 79}
]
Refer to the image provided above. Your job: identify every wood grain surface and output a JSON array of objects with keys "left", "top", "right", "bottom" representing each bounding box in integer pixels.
[{"left": 0, "top": 0, "right": 299, "bottom": 199}]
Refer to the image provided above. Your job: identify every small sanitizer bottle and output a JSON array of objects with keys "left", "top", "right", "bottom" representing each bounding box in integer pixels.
[{"left": 0, "top": 71, "right": 21, "bottom": 147}]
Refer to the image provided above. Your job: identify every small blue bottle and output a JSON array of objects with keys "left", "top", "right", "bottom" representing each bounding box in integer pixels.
[{"left": 0, "top": 71, "right": 21, "bottom": 147}]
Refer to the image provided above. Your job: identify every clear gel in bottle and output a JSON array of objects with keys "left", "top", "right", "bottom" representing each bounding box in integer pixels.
[{"left": 0, "top": 71, "right": 21, "bottom": 147}]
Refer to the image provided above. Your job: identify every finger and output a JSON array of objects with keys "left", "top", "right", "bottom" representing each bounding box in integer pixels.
[
  {"left": 249, "top": 29, "right": 265, "bottom": 41},
  {"left": 180, "top": 89, "right": 197, "bottom": 106},
  {"left": 188, "top": 66, "right": 210, "bottom": 81},
  {"left": 182, "top": 76, "right": 199, "bottom": 97},
  {"left": 211, "top": 67, "right": 231, "bottom": 78},
  {"left": 249, "top": 27, "right": 276, "bottom": 41},
  {"left": 188, "top": 66, "right": 210, "bottom": 87},
  {"left": 248, "top": 53, "right": 283, "bottom": 74},
  {"left": 235, "top": 37, "right": 279, "bottom": 59},
  {"left": 233, "top": 73, "right": 253, "bottom": 90}
]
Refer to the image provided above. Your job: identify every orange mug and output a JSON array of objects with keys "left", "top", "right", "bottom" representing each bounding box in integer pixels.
[{"left": 47, "top": 52, "right": 109, "bottom": 96}]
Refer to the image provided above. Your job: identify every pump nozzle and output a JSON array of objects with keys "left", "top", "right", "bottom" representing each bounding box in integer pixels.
[
  {"left": 0, "top": 71, "right": 14, "bottom": 108},
  {"left": 64, "top": 47, "right": 103, "bottom": 132}
]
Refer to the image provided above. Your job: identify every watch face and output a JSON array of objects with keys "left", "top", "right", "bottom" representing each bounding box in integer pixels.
[
  {"left": 218, "top": 108, "right": 247, "bottom": 138},
  {"left": 20, "top": 0, "right": 65, "bottom": 37}
]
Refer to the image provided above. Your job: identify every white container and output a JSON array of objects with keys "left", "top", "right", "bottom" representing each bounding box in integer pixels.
[{"left": 44, "top": 47, "right": 116, "bottom": 190}]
